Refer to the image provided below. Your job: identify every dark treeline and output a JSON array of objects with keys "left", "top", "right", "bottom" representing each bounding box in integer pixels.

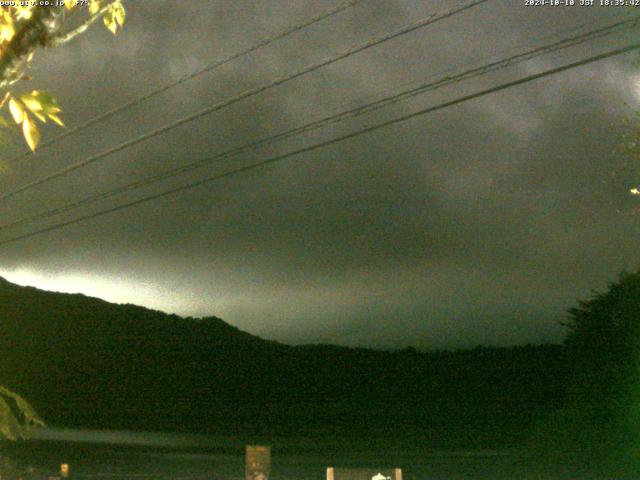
[
  {"left": 527, "top": 270, "right": 640, "bottom": 473},
  {"left": 3, "top": 269, "right": 640, "bottom": 477},
  {"left": 0, "top": 276, "right": 567, "bottom": 449}
]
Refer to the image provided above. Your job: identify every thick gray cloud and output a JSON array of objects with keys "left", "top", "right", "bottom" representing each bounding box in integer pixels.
[{"left": 0, "top": 0, "right": 638, "bottom": 349}]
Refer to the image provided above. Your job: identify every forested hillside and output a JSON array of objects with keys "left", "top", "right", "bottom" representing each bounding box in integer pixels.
[{"left": 0, "top": 277, "right": 566, "bottom": 448}]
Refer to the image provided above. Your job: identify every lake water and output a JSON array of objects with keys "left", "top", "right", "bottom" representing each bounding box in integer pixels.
[{"left": 0, "top": 428, "right": 606, "bottom": 480}]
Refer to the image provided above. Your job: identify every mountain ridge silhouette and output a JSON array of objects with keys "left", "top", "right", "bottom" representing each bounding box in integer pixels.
[{"left": 0, "top": 278, "right": 566, "bottom": 447}]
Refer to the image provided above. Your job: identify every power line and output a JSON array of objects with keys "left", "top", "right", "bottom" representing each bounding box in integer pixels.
[
  {"left": 1, "top": 42, "right": 636, "bottom": 247},
  {"left": 1, "top": 14, "right": 637, "bottom": 233},
  {"left": 4, "top": 0, "right": 366, "bottom": 164},
  {"left": 0, "top": 0, "right": 490, "bottom": 202}
]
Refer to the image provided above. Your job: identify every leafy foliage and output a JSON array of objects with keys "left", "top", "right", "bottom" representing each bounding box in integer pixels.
[
  {"left": 0, "top": 1, "right": 126, "bottom": 440},
  {"left": 6, "top": 91, "right": 63, "bottom": 151},
  {"left": 0, "top": 1, "right": 126, "bottom": 151},
  {"left": 0, "top": 385, "right": 44, "bottom": 440},
  {"left": 97, "top": 1, "right": 126, "bottom": 35},
  {"left": 530, "top": 271, "right": 640, "bottom": 470},
  {"left": 564, "top": 271, "right": 640, "bottom": 401}
]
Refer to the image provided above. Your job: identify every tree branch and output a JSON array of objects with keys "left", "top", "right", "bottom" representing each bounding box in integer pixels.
[
  {"left": 0, "top": 91, "right": 10, "bottom": 110},
  {"left": 0, "top": 6, "right": 65, "bottom": 89},
  {"left": 50, "top": 2, "right": 118, "bottom": 47}
]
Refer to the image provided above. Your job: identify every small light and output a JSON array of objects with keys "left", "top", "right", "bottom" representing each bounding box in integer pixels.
[{"left": 631, "top": 188, "right": 640, "bottom": 196}]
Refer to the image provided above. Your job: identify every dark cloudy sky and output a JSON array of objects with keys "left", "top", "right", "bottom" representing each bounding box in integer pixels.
[{"left": 0, "top": 0, "right": 638, "bottom": 349}]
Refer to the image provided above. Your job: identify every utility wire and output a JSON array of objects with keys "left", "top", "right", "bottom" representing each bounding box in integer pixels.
[
  {"left": 5, "top": 0, "right": 366, "bottom": 164},
  {"left": 1, "top": 14, "right": 637, "bottom": 232},
  {"left": 0, "top": 42, "right": 637, "bottom": 247},
  {"left": 0, "top": 0, "right": 490, "bottom": 202}
]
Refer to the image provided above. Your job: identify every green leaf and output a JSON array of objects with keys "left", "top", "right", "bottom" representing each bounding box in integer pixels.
[
  {"left": 104, "top": 9, "right": 118, "bottom": 34},
  {"left": 21, "top": 91, "right": 59, "bottom": 114},
  {"left": 20, "top": 94, "right": 43, "bottom": 112},
  {"left": 19, "top": 91, "right": 63, "bottom": 126},
  {"left": 0, "top": 397, "right": 18, "bottom": 440},
  {"left": 89, "top": 0, "right": 101, "bottom": 15},
  {"left": 0, "top": 385, "right": 44, "bottom": 440},
  {"left": 0, "top": 386, "right": 45, "bottom": 428},
  {"left": 103, "top": 2, "right": 125, "bottom": 35},
  {"left": 8, "top": 98, "right": 24, "bottom": 124},
  {"left": 22, "top": 114, "right": 40, "bottom": 151},
  {"left": 0, "top": 21, "right": 14, "bottom": 43},
  {"left": 48, "top": 113, "right": 64, "bottom": 127},
  {"left": 113, "top": 1, "right": 125, "bottom": 26},
  {"left": 32, "top": 110, "right": 46, "bottom": 122}
]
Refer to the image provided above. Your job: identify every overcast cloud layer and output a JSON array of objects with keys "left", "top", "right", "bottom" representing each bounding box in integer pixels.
[{"left": 0, "top": 0, "right": 638, "bottom": 349}]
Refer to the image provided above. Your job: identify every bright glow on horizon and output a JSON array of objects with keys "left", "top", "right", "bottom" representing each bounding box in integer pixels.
[{"left": 0, "top": 267, "right": 184, "bottom": 313}]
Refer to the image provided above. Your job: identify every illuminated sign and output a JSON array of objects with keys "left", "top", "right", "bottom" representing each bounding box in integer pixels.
[
  {"left": 246, "top": 445, "right": 270, "bottom": 480},
  {"left": 326, "top": 468, "right": 402, "bottom": 480}
]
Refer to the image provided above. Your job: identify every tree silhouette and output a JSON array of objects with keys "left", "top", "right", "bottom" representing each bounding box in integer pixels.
[
  {"left": 0, "top": 1, "right": 125, "bottom": 440},
  {"left": 534, "top": 270, "right": 640, "bottom": 468}
]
